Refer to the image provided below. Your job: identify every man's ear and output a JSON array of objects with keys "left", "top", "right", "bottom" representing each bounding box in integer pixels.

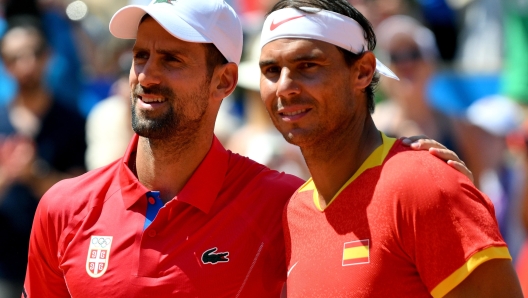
[
  {"left": 353, "top": 51, "right": 376, "bottom": 89},
  {"left": 211, "top": 62, "right": 238, "bottom": 101}
]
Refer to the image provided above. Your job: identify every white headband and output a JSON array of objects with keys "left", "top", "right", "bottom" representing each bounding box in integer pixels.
[{"left": 260, "top": 7, "right": 399, "bottom": 80}]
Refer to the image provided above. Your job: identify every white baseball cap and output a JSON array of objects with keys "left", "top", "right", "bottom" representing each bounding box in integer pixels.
[
  {"left": 466, "top": 95, "right": 524, "bottom": 137},
  {"left": 109, "top": 0, "right": 243, "bottom": 65}
]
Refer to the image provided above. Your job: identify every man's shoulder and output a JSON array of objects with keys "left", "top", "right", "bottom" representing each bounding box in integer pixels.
[
  {"left": 40, "top": 160, "right": 121, "bottom": 215},
  {"left": 226, "top": 151, "right": 305, "bottom": 192},
  {"left": 383, "top": 142, "right": 467, "bottom": 182},
  {"left": 378, "top": 143, "right": 484, "bottom": 210}
]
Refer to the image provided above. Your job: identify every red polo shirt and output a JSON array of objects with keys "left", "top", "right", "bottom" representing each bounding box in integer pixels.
[{"left": 24, "top": 134, "right": 304, "bottom": 297}]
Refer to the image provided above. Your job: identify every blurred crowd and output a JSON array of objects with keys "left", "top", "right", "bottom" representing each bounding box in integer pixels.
[{"left": 1, "top": 0, "right": 528, "bottom": 296}]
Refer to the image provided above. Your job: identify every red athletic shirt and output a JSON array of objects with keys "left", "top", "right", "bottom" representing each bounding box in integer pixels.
[
  {"left": 24, "top": 134, "right": 304, "bottom": 297},
  {"left": 284, "top": 134, "right": 511, "bottom": 298}
]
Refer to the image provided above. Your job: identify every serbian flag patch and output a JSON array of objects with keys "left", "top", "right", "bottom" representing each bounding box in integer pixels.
[
  {"left": 86, "top": 236, "right": 113, "bottom": 278},
  {"left": 342, "top": 239, "right": 370, "bottom": 266}
]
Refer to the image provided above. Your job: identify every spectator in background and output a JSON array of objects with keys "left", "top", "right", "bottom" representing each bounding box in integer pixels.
[
  {"left": 85, "top": 47, "right": 134, "bottom": 171},
  {"left": 347, "top": 0, "right": 414, "bottom": 28},
  {"left": 452, "top": 0, "right": 503, "bottom": 73},
  {"left": 463, "top": 95, "right": 525, "bottom": 259},
  {"left": 502, "top": 1, "right": 528, "bottom": 295},
  {"left": 416, "top": 0, "right": 458, "bottom": 62},
  {"left": 0, "top": 0, "right": 84, "bottom": 111},
  {"left": 0, "top": 17, "right": 86, "bottom": 298},
  {"left": 226, "top": 37, "right": 310, "bottom": 179},
  {"left": 373, "top": 15, "right": 466, "bottom": 163}
]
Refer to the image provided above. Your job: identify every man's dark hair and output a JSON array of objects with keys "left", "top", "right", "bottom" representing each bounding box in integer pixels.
[
  {"left": 268, "top": 0, "right": 380, "bottom": 113},
  {"left": 202, "top": 43, "right": 228, "bottom": 78},
  {"left": 1, "top": 15, "right": 48, "bottom": 61}
]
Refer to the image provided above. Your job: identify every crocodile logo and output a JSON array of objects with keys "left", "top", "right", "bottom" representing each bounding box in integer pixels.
[
  {"left": 153, "top": 0, "right": 173, "bottom": 4},
  {"left": 201, "top": 247, "right": 229, "bottom": 265}
]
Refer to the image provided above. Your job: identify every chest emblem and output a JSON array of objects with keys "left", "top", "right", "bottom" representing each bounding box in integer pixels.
[
  {"left": 201, "top": 247, "right": 229, "bottom": 265},
  {"left": 86, "top": 236, "right": 113, "bottom": 278},
  {"left": 342, "top": 239, "right": 370, "bottom": 266}
]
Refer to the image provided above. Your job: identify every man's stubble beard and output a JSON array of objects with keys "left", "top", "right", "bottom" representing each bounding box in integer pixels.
[
  {"left": 271, "top": 96, "right": 326, "bottom": 149},
  {"left": 275, "top": 88, "right": 357, "bottom": 158},
  {"left": 130, "top": 79, "right": 210, "bottom": 147}
]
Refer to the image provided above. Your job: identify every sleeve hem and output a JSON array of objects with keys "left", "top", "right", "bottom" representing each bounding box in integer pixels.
[{"left": 430, "top": 246, "right": 512, "bottom": 298}]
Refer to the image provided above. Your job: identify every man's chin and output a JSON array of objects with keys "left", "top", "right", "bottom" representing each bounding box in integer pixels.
[
  {"left": 133, "top": 128, "right": 166, "bottom": 140},
  {"left": 281, "top": 131, "right": 304, "bottom": 147},
  {"left": 281, "top": 130, "right": 321, "bottom": 148},
  {"left": 132, "top": 121, "right": 173, "bottom": 140}
]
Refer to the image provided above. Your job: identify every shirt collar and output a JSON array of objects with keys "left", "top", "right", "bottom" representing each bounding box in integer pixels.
[
  {"left": 119, "top": 134, "right": 229, "bottom": 214},
  {"left": 301, "top": 132, "right": 397, "bottom": 212}
]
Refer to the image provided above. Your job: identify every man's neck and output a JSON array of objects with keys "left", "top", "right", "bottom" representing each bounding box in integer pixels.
[
  {"left": 302, "top": 115, "right": 382, "bottom": 209},
  {"left": 135, "top": 132, "right": 213, "bottom": 203}
]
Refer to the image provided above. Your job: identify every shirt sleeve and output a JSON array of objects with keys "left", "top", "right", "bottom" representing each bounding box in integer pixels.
[
  {"left": 24, "top": 190, "right": 71, "bottom": 297},
  {"left": 392, "top": 152, "right": 511, "bottom": 298}
]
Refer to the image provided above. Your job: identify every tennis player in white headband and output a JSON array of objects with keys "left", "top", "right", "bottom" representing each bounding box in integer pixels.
[
  {"left": 258, "top": 1, "right": 522, "bottom": 297},
  {"left": 260, "top": 7, "right": 399, "bottom": 80}
]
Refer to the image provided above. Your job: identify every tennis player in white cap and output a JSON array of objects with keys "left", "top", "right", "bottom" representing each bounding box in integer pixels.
[
  {"left": 22, "top": 0, "right": 305, "bottom": 297},
  {"left": 22, "top": 0, "right": 474, "bottom": 297},
  {"left": 259, "top": 0, "right": 522, "bottom": 297}
]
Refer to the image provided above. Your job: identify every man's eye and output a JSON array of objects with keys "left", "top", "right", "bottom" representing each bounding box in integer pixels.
[
  {"left": 133, "top": 52, "right": 148, "bottom": 60},
  {"left": 263, "top": 66, "right": 280, "bottom": 74},
  {"left": 165, "top": 56, "right": 181, "bottom": 62},
  {"left": 300, "top": 62, "right": 316, "bottom": 69}
]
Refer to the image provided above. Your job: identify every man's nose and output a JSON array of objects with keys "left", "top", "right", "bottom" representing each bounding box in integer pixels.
[
  {"left": 276, "top": 68, "right": 301, "bottom": 99},
  {"left": 136, "top": 58, "right": 161, "bottom": 87}
]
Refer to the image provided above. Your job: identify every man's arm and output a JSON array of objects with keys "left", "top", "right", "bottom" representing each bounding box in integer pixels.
[
  {"left": 23, "top": 190, "right": 71, "bottom": 297},
  {"left": 444, "top": 259, "right": 523, "bottom": 298}
]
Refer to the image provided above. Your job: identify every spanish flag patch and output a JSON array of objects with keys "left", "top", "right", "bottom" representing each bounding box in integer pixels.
[{"left": 342, "top": 239, "right": 370, "bottom": 266}]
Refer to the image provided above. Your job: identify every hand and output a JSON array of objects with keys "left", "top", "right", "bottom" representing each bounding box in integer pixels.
[
  {"left": 0, "top": 135, "right": 37, "bottom": 186},
  {"left": 401, "top": 135, "right": 474, "bottom": 184}
]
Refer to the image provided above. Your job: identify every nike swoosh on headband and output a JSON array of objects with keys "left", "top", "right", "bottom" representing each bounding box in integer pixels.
[{"left": 270, "top": 15, "right": 305, "bottom": 31}]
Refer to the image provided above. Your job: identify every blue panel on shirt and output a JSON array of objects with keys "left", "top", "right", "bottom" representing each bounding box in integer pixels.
[{"left": 143, "top": 191, "right": 163, "bottom": 230}]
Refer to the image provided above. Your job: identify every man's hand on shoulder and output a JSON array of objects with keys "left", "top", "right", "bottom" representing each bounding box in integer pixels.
[{"left": 401, "top": 135, "right": 473, "bottom": 184}]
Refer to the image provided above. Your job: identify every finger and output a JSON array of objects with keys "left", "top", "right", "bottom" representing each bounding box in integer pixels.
[
  {"left": 409, "top": 139, "right": 447, "bottom": 151},
  {"left": 428, "top": 147, "right": 462, "bottom": 164},
  {"left": 401, "top": 135, "right": 429, "bottom": 146},
  {"left": 447, "top": 160, "right": 474, "bottom": 184}
]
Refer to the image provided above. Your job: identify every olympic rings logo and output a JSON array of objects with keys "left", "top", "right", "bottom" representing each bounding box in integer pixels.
[{"left": 91, "top": 237, "right": 112, "bottom": 248}]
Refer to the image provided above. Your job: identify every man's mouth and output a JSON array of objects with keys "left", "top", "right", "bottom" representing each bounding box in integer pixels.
[
  {"left": 278, "top": 108, "right": 311, "bottom": 121},
  {"left": 140, "top": 96, "right": 165, "bottom": 103},
  {"left": 281, "top": 109, "right": 308, "bottom": 116}
]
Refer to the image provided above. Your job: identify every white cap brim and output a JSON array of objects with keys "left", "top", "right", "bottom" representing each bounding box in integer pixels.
[
  {"left": 109, "top": 5, "right": 211, "bottom": 43},
  {"left": 376, "top": 58, "right": 399, "bottom": 80}
]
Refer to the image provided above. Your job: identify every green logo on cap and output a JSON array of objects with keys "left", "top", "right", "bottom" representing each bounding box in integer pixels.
[{"left": 154, "top": 0, "right": 173, "bottom": 4}]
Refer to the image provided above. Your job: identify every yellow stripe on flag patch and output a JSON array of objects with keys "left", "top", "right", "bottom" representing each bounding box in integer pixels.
[
  {"left": 344, "top": 246, "right": 369, "bottom": 259},
  {"left": 343, "top": 239, "right": 370, "bottom": 266}
]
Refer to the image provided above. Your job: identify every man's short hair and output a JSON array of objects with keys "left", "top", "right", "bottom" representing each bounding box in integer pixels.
[
  {"left": 268, "top": 0, "right": 380, "bottom": 113},
  {"left": 202, "top": 43, "right": 228, "bottom": 78},
  {"left": 1, "top": 15, "right": 48, "bottom": 62}
]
